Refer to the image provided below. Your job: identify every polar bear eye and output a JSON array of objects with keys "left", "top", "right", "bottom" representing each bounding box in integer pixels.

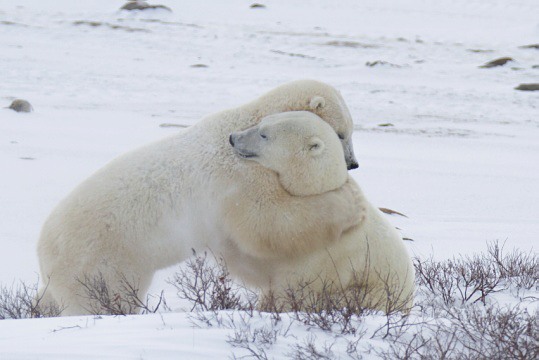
[
  {"left": 338, "top": 133, "right": 345, "bottom": 140},
  {"left": 260, "top": 133, "right": 267, "bottom": 139}
]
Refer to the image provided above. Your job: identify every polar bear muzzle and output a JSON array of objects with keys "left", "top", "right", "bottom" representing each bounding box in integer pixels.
[
  {"left": 229, "top": 129, "right": 260, "bottom": 159},
  {"left": 344, "top": 141, "right": 358, "bottom": 170}
]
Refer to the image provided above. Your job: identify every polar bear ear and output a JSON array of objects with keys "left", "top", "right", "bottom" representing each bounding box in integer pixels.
[
  {"left": 309, "top": 96, "right": 326, "bottom": 110},
  {"left": 307, "top": 137, "right": 325, "bottom": 155}
]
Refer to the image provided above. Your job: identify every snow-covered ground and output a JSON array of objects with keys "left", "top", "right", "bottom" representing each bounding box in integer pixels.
[{"left": 1, "top": 0, "right": 537, "bottom": 358}]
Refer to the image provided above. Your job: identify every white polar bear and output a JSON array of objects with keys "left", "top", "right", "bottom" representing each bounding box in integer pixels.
[
  {"left": 229, "top": 111, "right": 415, "bottom": 313},
  {"left": 37, "top": 80, "right": 362, "bottom": 315}
]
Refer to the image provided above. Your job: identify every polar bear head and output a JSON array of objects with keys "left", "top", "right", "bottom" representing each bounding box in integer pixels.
[
  {"left": 229, "top": 111, "right": 348, "bottom": 196},
  {"left": 252, "top": 80, "right": 359, "bottom": 171}
]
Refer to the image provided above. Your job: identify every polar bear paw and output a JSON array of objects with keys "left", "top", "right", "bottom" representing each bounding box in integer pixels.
[{"left": 338, "top": 177, "right": 367, "bottom": 232}]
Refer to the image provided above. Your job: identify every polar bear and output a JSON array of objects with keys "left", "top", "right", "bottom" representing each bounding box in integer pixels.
[
  {"left": 229, "top": 111, "right": 415, "bottom": 313},
  {"left": 37, "top": 80, "right": 363, "bottom": 315}
]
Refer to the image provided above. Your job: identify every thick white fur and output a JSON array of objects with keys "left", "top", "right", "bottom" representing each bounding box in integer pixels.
[
  {"left": 231, "top": 112, "right": 415, "bottom": 313},
  {"left": 37, "top": 80, "right": 362, "bottom": 315}
]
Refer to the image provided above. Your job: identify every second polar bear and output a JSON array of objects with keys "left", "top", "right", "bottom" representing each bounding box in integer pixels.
[{"left": 230, "top": 111, "right": 415, "bottom": 313}]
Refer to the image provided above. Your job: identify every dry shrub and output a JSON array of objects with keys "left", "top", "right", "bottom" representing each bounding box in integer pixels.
[
  {"left": 260, "top": 269, "right": 412, "bottom": 335},
  {"left": 414, "top": 240, "right": 537, "bottom": 307},
  {"left": 260, "top": 280, "right": 371, "bottom": 335},
  {"left": 382, "top": 241, "right": 538, "bottom": 360},
  {"left": 413, "top": 254, "right": 502, "bottom": 305},
  {"left": 380, "top": 303, "right": 538, "bottom": 360},
  {"left": 171, "top": 251, "right": 414, "bottom": 341},
  {"left": 77, "top": 272, "right": 167, "bottom": 315},
  {"left": 287, "top": 334, "right": 336, "bottom": 360},
  {"left": 3, "top": 241, "right": 529, "bottom": 359},
  {"left": 0, "top": 280, "right": 62, "bottom": 319},
  {"left": 448, "top": 303, "right": 538, "bottom": 359},
  {"left": 487, "top": 241, "right": 538, "bottom": 290},
  {"left": 167, "top": 250, "right": 257, "bottom": 312},
  {"left": 228, "top": 323, "right": 277, "bottom": 360}
]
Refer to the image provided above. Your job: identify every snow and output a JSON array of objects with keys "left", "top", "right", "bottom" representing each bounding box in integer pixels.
[
  {"left": 0, "top": 313, "right": 235, "bottom": 359},
  {"left": 0, "top": 0, "right": 538, "bottom": 358}
]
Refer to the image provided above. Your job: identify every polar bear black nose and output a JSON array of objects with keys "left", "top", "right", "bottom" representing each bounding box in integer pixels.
[{"left": 229, "top": 134, "right": 235, "bottom": 146}]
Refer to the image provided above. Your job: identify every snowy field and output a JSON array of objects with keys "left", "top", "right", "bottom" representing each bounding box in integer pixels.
[{"left": 1, "top": 0, "right": 538, "bottom": 358}]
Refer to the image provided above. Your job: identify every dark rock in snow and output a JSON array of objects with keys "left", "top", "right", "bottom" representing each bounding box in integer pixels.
[
  {"left": 8, "top": 99, "right": 33, "bottom": 113},
  {"left": 250, "top": 3, "right": 266, "bottom": 9},
  {"left": 467, "top": 49, "right": 494, "bottom": 53},
  {"left": 120, "top": 1, "right": 172, "bottom": 12},
  {"left": 271, "top": 50, "right": 317, "bottom": 60},
  {"left": 366, "top": 60, "right": 401, "bottom": 68},
  {"left": 519, "top": 44, "right": 539, "bottom": 50},
  {"left": 514, "top": 83, "right": 539, "bottom": 91},
  {"left": 479, "top": 57, "right": 514, "bottom": 68},
  {"left": 324, "top": 40, "right": 380, "bottom": 49},
  {"left": 159, "top": 123, "right": 189, "bottom": 128}
]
